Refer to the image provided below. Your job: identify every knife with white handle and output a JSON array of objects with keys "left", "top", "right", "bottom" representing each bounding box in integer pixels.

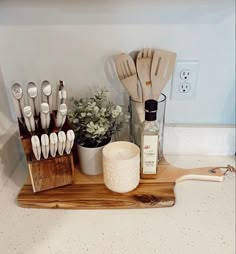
[
  {"left": 23, "top": 106, "right": 35, "bottom": 134},
  {"left": 58, "top": 131, "right": 66, "bottom": 156},
  {"left": 56, "top": 103, "right": 67, "bottom": 128},
  {"left": 40, "top": 103, "right": 50, "bottom": 131},
  {"left": 57, "top": 90, "right": 67, "bottom": 110},
  {"left": 31, "top": 135, "right": 41, "bottom": 160},
  {"left": 65, "top": 130, "right": 75, "bottom": 154},
  {"left": 58, "top": 90, "right": 62, "bottom": 110},
  {"left": 41, "top": 80, "right": 53, "bottom": 112},
  {"left": 61, "top": 90, "right": 67, "bottom": 104},
  {"left": 59, "top": 80, "right": 65, "bottom": 90},
  {"left": 50, "top": 132, "right": 58, "bottom": 158},
  {"left": 41, "top": 134, "right": 49, "bottom": 159}
]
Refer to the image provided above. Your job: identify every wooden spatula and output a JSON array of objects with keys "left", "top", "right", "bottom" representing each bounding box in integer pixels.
[
  {"left": 151, "top": 49, "right": 176, "bottom": 99},
  {"left": 136, "top": 48, "right": 154, "bottom": 102},
  {"left": 116, "top": 53, "right": 141, "bottom": 102}
]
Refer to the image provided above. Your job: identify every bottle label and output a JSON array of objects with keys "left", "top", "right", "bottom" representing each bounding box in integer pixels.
[{"left": 142, "top": 135, "right": 158, "bottom": 174}]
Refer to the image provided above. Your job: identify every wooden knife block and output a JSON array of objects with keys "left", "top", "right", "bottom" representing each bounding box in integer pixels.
[{"left": 18, "top": 112, "right": 75, "bottom": 193}]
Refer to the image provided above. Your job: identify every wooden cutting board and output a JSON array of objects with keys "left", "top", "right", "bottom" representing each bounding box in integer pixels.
[{"left": 17, "top": 159, "right": 224, "bottom": 209}]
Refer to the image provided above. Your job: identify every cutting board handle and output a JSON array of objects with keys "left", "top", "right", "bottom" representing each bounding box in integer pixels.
[{"left": 175, "top": 167, "right": 224, "bottom": 183}]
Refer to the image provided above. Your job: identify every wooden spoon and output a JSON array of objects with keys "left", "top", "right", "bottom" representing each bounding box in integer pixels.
[
  {"left": 116, "top": 53, "right": 141, "bottom": 102},
  {"left": 136, "top": 48, "right": 154, "bottom": 102},
  {"left": 151, "top": 49, "right": 176, "bottom": 99}
]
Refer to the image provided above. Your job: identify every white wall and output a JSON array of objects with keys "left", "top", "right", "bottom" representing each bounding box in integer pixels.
[
  {"left": 0, "top": 68, "right": 12, "bottom": 135},
  {"left": 0, "top": 1, "right": 235, "bottom": 124}
]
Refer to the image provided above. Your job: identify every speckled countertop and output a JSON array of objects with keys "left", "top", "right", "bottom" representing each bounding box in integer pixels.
[{"left": 0, "top": 155, "right": 235, "bottom": 254}]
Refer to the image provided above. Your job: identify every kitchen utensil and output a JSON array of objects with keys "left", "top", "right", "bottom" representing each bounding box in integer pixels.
[
  {"left": 31, "top": 135, "right": 41, "bottom": 160},
  {"left": 41, "top": 134, "right": 49, "bottom": 159},
  {"left": 116, "top": 53, "right": 141, "bottom": 102},
  {"left": 41, "top": 80, "right": 53, "bottom": 112},
  {"left": 49, "top": 132, "right": 58, "bottom": 158},
  {"left": 65, "top": 130, "right": 75, "bottom": 155},
  {"left": 11, "top": 83, "right": 24, "bottom": 122},
  {"left": 151, "top": 49, "right": 176, "bottom": 99},
  {"left": 27, "top": 82, "right": 40, "bottom": 117},
  {"left": 58, "top": 131, "right": 66, "bottom": 155},
  {"left": 23, "top": 106, "right": 35, "bottom": 134},
  {"left": 59, "top": 80, "right": 65, "bottom": 90},
  {"left": 56, "top": 103, "right": 67, "bottom": 128},
  {"left": 17, "top": 160, "right": 226, "bottom": 209},
  {"left": 136, "top": 48, "right": 154, "bottom": 102},
  {"left": 57, "top": 90, "right": 67, "bottom": 110},
  {"left": 40, "top": 103, "right": 50, "bottom": 131}
]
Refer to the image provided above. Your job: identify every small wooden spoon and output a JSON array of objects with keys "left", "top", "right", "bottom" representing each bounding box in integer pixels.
[
  {"left": 151, "top": 49, "right": 176, "bottom": 99},
  {"left": 116, "top": 53, "right": 141, "bottom": 102},
  {"left": 136, "top": 48, "right": 154, "bottom": 102}
]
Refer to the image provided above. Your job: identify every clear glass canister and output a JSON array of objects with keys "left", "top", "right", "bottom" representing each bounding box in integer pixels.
[{"left": 129, "top": 93, "right": 166, "bottom": 161}]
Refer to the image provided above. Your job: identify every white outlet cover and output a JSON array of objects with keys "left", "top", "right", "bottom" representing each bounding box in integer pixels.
[{"left": 171, "top": 60, "right": 199, "bottom": 100}]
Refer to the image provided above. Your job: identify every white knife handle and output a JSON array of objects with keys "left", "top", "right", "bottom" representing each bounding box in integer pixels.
[
  {"left": 31, "top": 135, "right": 41, "bottom": 160},
  {"left": 41, "top": 134, "right": 49, "bottom": 159},
  {"left": 56, "top": 111, "right": 63, "bottom": 128},
  {"left": 28, "top": 97, "right": 35, "bottom": 117},
  {"left": 58, "top": 131, "right": 66, "bottom": 156},
  {"left": 40, "top": 112, "right": 46, "bottom": 129},
  {"left": 56, "top": 104, "right": 67, "bottom": 128},
  {"left": 57, "top": 90, "right": 62, "bottom": 110},
  {"left": 23, "top": 106, "right": 34, "bottom": 134},
  {"left": 24, "top": 117, "right": 32, "bottom": 133},
  {"left": 65, "top": 130, "right": 75, "bottom": 154},
  {"left": 61, "top": 90, "right": 67, "bottom": 104},
  {"left": 50, "top": 133, "right": 58, "bottom": 157},
  {"left": 40, "top": 103, "right": 49, "bottom": 130},
  {"left": 29, "top": 114, "right": 36, "bottom": 132}
]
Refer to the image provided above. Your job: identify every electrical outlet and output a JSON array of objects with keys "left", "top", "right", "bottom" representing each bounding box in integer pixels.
[
  {"left": 171, "top": 61, "right": 199, "bottom": 100},
  {"left": 179, "top": 83, "right": 191, "bottom": 93},
  {"left": 180, "top": 69, "right": 191, "bottom": 80}
]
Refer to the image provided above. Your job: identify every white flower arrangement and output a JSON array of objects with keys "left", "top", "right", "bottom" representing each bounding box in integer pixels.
[{"left": 68, "top": 89, "right": 127, "bottom": 148}]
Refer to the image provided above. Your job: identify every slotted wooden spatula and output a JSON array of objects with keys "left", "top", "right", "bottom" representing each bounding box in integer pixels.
[
  {"left": 136, "top": 48, "right": 154, "bottom": 102},
  {"left": 116, "top": 53, "right": 141, "bottom": 102},
  {"left": 151, "top": 49, "right": 176, "bottom": 99}
]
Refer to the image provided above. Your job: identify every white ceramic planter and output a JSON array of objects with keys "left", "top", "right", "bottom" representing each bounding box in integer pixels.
[
  {"left": 77, "top": 143, "right": 107, "bottom": 175},
  {"left": 103, "top": 141, "right": 140, "bottom": 193}
]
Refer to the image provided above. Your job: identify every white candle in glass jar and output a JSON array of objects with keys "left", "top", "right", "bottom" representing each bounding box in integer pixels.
[{"left": 102, "top": 141, "right": 140, "bottom": 193}]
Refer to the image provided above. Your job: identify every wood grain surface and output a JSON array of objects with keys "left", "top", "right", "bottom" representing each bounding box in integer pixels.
[{"left": 17, "top": 159, "right": 224, "bottom": 209}]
